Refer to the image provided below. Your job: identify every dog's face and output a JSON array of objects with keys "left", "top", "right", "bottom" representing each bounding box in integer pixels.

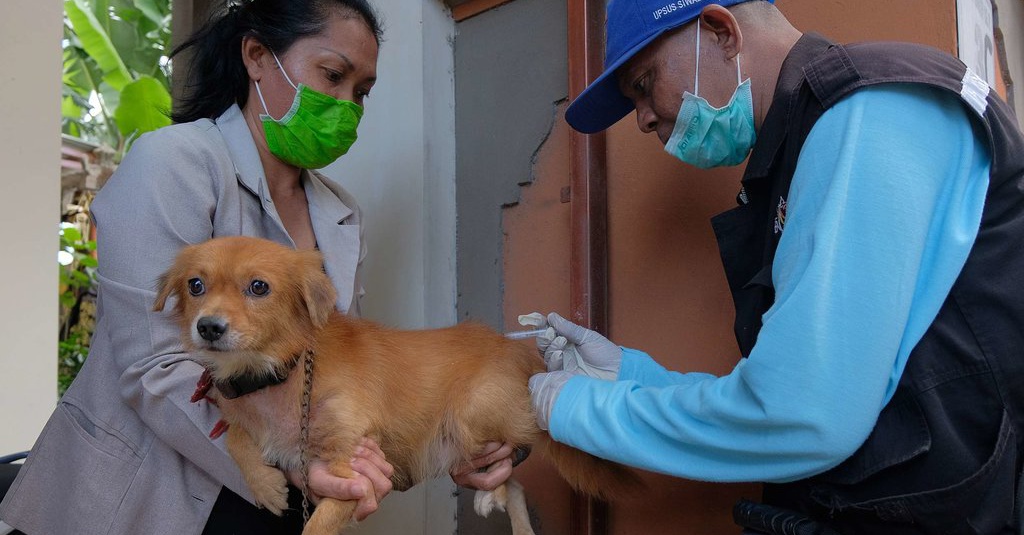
[{"left": 154, "top": 236, "right": 336, "bottom": 378}]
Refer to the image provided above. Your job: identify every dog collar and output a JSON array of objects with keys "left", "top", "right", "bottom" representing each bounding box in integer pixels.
[
  {"left": 213, "top": 352, "right": 304, "bottom": 399},
  {"left": 214, "top": 370, "right": 289, "bottom": 400}
]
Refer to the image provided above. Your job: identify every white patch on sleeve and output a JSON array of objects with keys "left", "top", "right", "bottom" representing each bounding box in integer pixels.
[{"left": 960, "top": 67, "right": 990, "bottom": 117}]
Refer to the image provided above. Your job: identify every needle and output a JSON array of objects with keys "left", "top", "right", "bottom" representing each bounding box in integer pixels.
[{"left": 504, "top": 328, "right": 548, "bottom": 340}]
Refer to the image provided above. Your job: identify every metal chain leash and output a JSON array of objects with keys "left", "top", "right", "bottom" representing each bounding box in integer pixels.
[{"left": 299, "top": 349, "right": 315, "bottom": 526}]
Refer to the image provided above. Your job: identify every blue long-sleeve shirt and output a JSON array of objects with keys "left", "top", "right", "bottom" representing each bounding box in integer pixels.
[{"left": 548, "top": 84, "right": 992, "bottom": 483}]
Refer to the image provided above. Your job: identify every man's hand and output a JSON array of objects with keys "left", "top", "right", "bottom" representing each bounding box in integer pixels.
[
  {"left": 521, "top": 312, "right": 622, "bottom": 380},
  {"left": 528, "top": 371, "right": 573, "bottom": 431},
  {"left": 450, "top": 442, "right": 519, "bottom": 491},
  {"left": 287, "top": 437, "right": 394, "bottom": 521}
]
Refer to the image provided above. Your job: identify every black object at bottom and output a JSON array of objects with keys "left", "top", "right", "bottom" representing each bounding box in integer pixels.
[
  {"left": 202, "top": 485, "right": 307, "bottom": 535},
  {"left": 734, "top": 498, "right": 842, "bottom": 535}
]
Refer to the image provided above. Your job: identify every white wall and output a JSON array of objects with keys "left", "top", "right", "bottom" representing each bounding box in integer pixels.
[
  {"left": 322, "top": 0, "right": 458, "bottom": 533},
  {"left": 327, "top": 0, "right": 457, "bottom": 332},
  {"left": 0, "top": 1, "right": 61, "bottom": 455}
]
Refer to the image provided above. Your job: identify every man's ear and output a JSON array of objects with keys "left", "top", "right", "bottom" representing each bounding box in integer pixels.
[
  {"left": 700, "top": 4, "right": 743, "bottom": 61},
  {"left": 300, "top": 253, "right": 337, "bottom": 328}
]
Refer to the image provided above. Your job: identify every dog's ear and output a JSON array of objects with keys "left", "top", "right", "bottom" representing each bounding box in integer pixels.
[
  {"left": 299, "top": 252, "right": 337, "bottom": 328},
  {"left": 155, "top": 245, "right": 200, "bottom": 312},
  {"left": 154, "top": 251, "right": 190, "bottom": 312},
  {"left": 153, "top": 269, "right": 179, "bottom": 312}
]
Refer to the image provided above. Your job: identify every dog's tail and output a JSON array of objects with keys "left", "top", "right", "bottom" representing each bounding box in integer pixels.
[{"left": 538, "top": 434, "right": 644, "bottom": 501}]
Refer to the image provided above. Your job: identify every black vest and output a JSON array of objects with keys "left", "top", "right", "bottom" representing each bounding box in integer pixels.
[{"left": 712, "top": 33, "right": 1024, "bottom": 534}]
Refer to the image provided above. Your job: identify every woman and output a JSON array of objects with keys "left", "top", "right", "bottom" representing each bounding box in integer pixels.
[{"left": 0, "top": 1, "right": 510, "bottom": 533}]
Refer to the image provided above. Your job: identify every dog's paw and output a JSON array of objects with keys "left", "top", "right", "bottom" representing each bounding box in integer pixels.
[
  {"left": 250, "top": 469, "right": 290, "bottom": 516},
  {"left": 474, "top": 490, "right": 498, "bottom": 517},
  {"left": 473, "top": 488, "right": 507, "bottom": 518}
]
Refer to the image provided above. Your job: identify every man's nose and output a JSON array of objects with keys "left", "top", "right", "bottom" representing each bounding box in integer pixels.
[{"left": 635, "top": 104, "right": 658, "bottom": 134}]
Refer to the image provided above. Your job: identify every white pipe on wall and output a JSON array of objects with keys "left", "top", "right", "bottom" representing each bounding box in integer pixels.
[{"left": 0, "top": 0, "right": 62, "bottom": 455}]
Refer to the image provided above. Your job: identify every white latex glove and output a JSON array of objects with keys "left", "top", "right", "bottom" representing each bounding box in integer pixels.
[
  {"left": 528, "top": 371, "right": 573, "bottom": 431},
  {"left": 518, "top": 312, "right": 622, "bottom": 380}
]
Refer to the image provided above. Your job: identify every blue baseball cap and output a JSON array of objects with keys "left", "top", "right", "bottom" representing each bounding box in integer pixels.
[{"left": 565, "top": 0, "right": 772, "bottom": 134}]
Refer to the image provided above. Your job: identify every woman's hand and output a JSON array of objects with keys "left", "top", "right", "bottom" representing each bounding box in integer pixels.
[
  {"left": 449, "top": 441, "right": 516, "bottom": 491},
  {"left": 287, "top": 437, "right": 395, "bottom": 521}
]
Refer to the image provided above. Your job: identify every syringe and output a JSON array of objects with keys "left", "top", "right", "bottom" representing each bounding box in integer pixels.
[{"left": 504, "top": 328, "right": 548, "bottom": 340}]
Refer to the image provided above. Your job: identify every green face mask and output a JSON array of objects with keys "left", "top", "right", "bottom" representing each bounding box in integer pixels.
[{"left": 255, "top": 52, "right": 364, "bottom": 169}]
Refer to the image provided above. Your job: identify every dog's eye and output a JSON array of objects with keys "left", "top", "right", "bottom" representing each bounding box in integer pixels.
[
  {"left": 248, "top": 280, "right": 270, "bottom": 297},
  {"left": 188, "top": 278, "right": 205, "bottom": 296}
]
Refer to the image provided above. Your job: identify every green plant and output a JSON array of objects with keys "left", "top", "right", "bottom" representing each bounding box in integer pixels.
[
  {"left": 58, "top": 224, "right": 98, "bottom": 397},
  {"left": 59, "top": 0, "right": 171, "bottom": 394},
  {"left": 62, "top": 0, "right": 173, "bottom": 155}
]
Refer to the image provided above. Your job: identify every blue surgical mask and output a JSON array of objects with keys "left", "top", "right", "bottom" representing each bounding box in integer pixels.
[{"left": 664, "top": 24, "right": 756, "bottom": 169}]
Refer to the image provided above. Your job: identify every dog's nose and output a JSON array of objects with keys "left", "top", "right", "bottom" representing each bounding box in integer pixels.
[{"left": 197, "top": 316, "right": 228, "bottom": 341}]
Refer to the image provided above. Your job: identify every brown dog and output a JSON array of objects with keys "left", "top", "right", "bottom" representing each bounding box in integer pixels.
[{"left": 154, "top": 236, "right": 637, "bottom": 535}]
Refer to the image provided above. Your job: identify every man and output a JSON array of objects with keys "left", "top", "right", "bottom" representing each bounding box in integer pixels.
[{"left": 527, "top": 0, "right": 1024, "bottom": 533}]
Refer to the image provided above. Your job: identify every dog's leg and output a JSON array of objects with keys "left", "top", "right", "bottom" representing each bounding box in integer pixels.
[
  {"left": 302, "top": 497, "right": 358, "bottom": 535},
  {"left": 474, "top": 479, "right": 535, "bottom": 535},
  {"left": 504, "top": 479, "right": 536, "bottom": 535},
  {"left": 225, "top": 425, "right": 289, "bottom": 516},
  {"left": 301, "top": 459, "right": 359, "bottom": 535}
]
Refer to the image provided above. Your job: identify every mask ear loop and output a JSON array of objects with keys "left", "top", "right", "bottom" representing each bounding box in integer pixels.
[
  {"left": 693, "top": 19, "right": 701, "bottom": 97},
  {"left": 736, "top": 49, "right": 743, "bottom": 85},
  {"left": 254, "top": 79, "right": 271, "bottom": 116},
  {"left": 254, "top": 50, "right": 299, "bottom": 119},
  {"left": 695, "top": 16, "right": 745, "bottom": 92},
  {"left": 271, "top": 51, "right": 299, "bottom": 90}
]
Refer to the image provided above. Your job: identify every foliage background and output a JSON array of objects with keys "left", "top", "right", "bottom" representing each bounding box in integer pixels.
[
  {"left": 58, "top": 222, "right": 97, "bottom": 396},
  {"left": 59, "top": 0, "right": 172, "bottom": 395},
  {"left": 62, "top": 0, "right": 173, "bottom": 155}
]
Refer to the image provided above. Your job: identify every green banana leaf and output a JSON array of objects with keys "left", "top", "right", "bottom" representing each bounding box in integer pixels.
[
  {"left": 64, "top": 0, "right": 133, "bottom": 92},
  {"left": 62, "top": 0, "right": 170, "bottom": 150},
  {"left": 62, "top": 96, "right": 83, "bottom": 137},
  {"left": 62, "top": 95, "right": 84, "bottom": 120},
  {"left": 114, "top": 75, "right": 171, "bottom": 138},
  {"left": 109, "top": 4, "right": 165, "bottom": 76},
  {"left": 134, "top": 0, "right": 168, "bottom": 27},
  {"left": 62, "top": 47, "right": 90, "bottom": 97}
]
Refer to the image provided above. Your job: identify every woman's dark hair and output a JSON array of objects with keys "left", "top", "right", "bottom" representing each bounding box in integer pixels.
[{"left": 170, "top": 0, "right": 382, "bottom": 123}]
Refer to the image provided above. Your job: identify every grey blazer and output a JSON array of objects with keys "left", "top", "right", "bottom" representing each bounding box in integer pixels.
[{"left": 0, "top": 104, "right": 365, "bottom": 535}]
